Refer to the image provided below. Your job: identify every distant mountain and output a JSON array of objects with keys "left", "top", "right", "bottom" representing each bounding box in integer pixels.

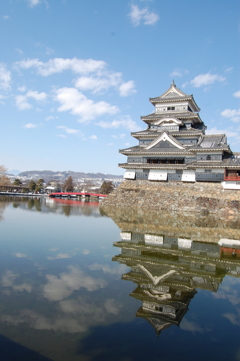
[
  {"left": 18, "top": 170, "right": 123, "bottom": 182},
  {"left": 8, "top": 169, "right": 20, "bottom": 176}
]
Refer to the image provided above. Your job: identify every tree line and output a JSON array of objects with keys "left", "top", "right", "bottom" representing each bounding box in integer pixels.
[{"left": 0, "top": 166, "right": 115, "bottom": 195}]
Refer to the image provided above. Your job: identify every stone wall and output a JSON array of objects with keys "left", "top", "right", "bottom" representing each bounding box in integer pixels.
[{"left": 101, "top": 180, "right": 240, "bottom": 220}]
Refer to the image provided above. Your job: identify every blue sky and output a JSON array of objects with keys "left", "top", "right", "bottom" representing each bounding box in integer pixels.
[{"left": 0, "top": 0, "right": 239, "bottom": 175}]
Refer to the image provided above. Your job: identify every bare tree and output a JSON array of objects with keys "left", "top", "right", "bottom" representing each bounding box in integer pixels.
[
  {"left": 100, "top": 181, "right": 114, "bottom": 195},
  {"left": 63, "top": 176, "right": 74, "bottom": 192},
  {"left": 0, "top": 166, "right": 10, "bottom": 186}
]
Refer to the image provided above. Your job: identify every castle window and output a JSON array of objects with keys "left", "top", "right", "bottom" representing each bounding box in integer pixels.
[
  {"left": 206, "top": 155, "right": 211, "bottom": 160},
  {"left": 167, "top": 106, "right": 175, "bottom": 110}
]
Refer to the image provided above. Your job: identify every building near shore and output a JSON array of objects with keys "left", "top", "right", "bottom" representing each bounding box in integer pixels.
[{"left": 119, "top": 82, "right": 240, "bottom": 188}]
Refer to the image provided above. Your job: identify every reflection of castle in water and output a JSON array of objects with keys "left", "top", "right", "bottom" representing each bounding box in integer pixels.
[{"left": 113, "top": 230, "right": 240, "bottom": 335}]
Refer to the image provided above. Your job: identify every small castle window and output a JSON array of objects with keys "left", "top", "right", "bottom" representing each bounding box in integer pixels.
[
  {"left": 206, "top": 155, "right": 211, "bottom": 160},
  {"left": 167, "top": 107, "right": 175, "bottom": 110}
]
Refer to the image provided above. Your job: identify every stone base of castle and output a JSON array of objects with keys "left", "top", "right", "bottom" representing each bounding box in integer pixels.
[{"left": 101, "top": 180, "right": 240, "bottom": 220}]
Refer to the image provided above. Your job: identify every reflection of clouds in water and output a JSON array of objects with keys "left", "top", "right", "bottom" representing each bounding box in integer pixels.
[
  {"left": 1, "top": 296, "right": 122, "bottom": 334},
  {"left": 104, "top": 298, "right": 121, "bottom": 315},
  {"left": 223, "top": 312, "right": 240, "bottom": 326},
  {"left": 47, "top": 253, "right": 72, "bottom": 260},
  {"left": 14, "top": 253, "right": 27, "bottom": 258},
  {"left": 2, "top": 270, "right": 32, "bottom": 293},
  {"left": 82, "top": 249, "right": 90, "bottom": 255},
  {"left": 213, "top": 279, "right": 240, "bottom": 306},
  {"left": 43, "top": 266, "right": 107, "bottom": 301},
  {"left": 89, "top": 263, "right": 128, "bottom": 277},
  {"left": 180, "top": 319, "right": 203, "bottom": 333},
  {"left": 59, "top": 297, "right": 121, "bottom": 317},
  {"left": 213, "top": 289, "right": 240, "bottom": 306},
  {"left": 213, "top": 278, "right": 240, "bottom": 327},
  {"left": 1, "top": 310, "right": 86, "bottom": 333},
  {"left": 49, "top": 248, "right": 59, "bottom": 251}
]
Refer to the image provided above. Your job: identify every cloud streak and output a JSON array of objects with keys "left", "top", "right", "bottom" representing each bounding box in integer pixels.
[
  {"left": 221, "top": 109, "right": 240, "bottom": 123},
  {"left": 190, "top": 72, "right": 225, "bottom": 87},
  {"left": 129, "top": 4, "right": 159, "bottom": 26},
  {"left": 0, "top": 63, "right": 11, "bottom": 90},
  {"left": 97, "top": 115, "right": 141, "bottom": 132},
  {"left": 55, "top": 87, "right": 119, "bottom": 122},
  {"left": 15, "top": 57, "right": 106, "bottom": 76},
  {"left": 15, "top": 90, "right": 47, "bottom": 110}
]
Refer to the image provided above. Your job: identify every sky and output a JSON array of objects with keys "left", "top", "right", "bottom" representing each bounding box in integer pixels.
[{"left": 0, "top": 0, "right": 239, "bottom": 175}]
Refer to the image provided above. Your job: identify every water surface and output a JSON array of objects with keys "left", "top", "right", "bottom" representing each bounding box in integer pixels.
[{"left": 0, "top": 196, "right": 240, "bottom": 361}]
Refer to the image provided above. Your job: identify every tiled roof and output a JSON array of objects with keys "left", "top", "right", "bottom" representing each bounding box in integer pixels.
[
  {"left": 149, "top": 83, "right": 200, "bottom": 112},
  {"left": 190, "top": 134, "right": 230, "bottom": 152},
  {"left": 131, "top": 128, "right": 204, "bottom": 137},
  {"left": 186, "top": 161, "right": 226, "bottom": 168},
  {"left": 119, "top": 163, "right": 186, "bottom": 170},
  {"left": 120, "top": 146, "right": 192, "bottom": 155},
  {"left": 141, "top": 112, "right": 201, "bottom": 121}
]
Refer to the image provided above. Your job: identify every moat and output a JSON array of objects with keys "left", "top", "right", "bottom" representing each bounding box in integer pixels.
[{"left": 0, "top": 196, "right": 240, "bottom": 361}]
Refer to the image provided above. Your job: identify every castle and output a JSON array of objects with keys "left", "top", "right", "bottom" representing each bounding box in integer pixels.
[{"left": 119, "top": 82, "right": 240, "bottom": 189}]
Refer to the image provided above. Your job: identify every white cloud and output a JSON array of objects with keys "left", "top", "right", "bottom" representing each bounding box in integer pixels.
[
  {"left": 170, "top": 69, "right": 189, "bottom": 78},
  {"left": 75, "top": 74, "right": 136, "bottom": 97},
  {"left": 16, "top": 48, "right": 24, "bottom": 55},
  {"left": 221, "top": 109, "right": 240, "bottom": 123},
  {"left": 23, "top": 123, "right": 38, "bottom": 128},
  {"left": 55, "top": 87, "right": 119, "bottom": 122},
  {"left": 0, "top": 63, "right": 11, "bottom": 90},
  {"left": 97, "top": 115, "right": 141, "bottom": 132},
  {"left": 26, "top": 0, "right": 41, "bottom": 7},
  {"left": 119, "top": 80, "right": 136, "bottom": 96},
  {"left": 27, "top": 90, "right": 47, "bottom": 101},
  {"left": 190, "top": 72, "right": 225, "bottom": 87},
  {"left": 45, "top": 115, "right": 58, "bottom": 121},
  {"left": 170, "top": 70, "right": 183, "bottom": 78},
  {"left": 112, "top": 133, "right": 125, "bottom": 139},
  {"left": 75, "top": 73, "right": 121, "bottom": 93},
  {"left": 2, "top": 15, "right": 10, "bottom": 20},
  {"left": 57, "top": 134, "right": 67, "bottom": 138},
  {"left": 129, "top": 4, "right": 159, "bottom": 26},
  {"left": 16, "top": 95, "right": 32, "bottom": 110},
  {"left": 233, "top": 91, "right": 240, "bottom": 98},
  {"left": 18, "top": 86, "right": 27, "bottom": 92},
  {"left": 89, "top": 135, "right": 97, "bottom": 140},
  {"left": 43, "top": 266, "right": 106, "bottom": 301},
  {"left": 16, "top": 57, "right": 106, "bottom": 76},
  {"left": 225, "top": 67, "right": 233, "bottom": 72},
  {"left": 15, "top": 90, "right": 47, "bottom": 110},
  {"left": 181, "top": 82, "right": 188, "bottom": 88},
  {"left": 206, "top": 127, "right": 239, "bottom": 138},
  {"left": 57, "top": 126, "right": 80, "bottom": 134},
  {"left": 45, "top": 47, "right": 54, "bottom": 55}
]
